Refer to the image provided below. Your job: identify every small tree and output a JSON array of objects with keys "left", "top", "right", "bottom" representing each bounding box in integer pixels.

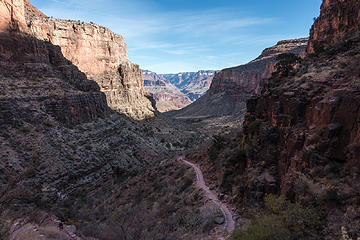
[{"left": 272, "top": 53, "right": 302, "bottom": 78}]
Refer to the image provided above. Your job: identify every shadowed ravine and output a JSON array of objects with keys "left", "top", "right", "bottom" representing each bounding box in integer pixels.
[{"left": 180, "top": 157, "right": 236, "bottom": 235}]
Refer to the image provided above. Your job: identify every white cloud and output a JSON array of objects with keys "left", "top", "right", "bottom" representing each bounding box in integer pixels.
[{"left": 35, "top": 0, "right": 282, "bottom": 72}]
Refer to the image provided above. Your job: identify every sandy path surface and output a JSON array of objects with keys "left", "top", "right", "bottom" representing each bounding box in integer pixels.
[{"left": 181, "top": 157, "right": 235, "bottom": 233}]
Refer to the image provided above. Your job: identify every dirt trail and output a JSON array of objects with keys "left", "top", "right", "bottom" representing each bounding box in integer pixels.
[{"left": 181, "top": 157, "right": 235, "bottom": 233}]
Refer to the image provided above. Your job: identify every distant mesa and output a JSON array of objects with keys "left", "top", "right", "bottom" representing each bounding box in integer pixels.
[{"left": 142, "top": 70, "right": 216, "bottom": 112}]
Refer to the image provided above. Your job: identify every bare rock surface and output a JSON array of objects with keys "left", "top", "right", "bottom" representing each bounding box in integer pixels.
[
  {"left": 308, "top": 0, "right": 360, "bottom": 54},
  {"left": 23, "top": 0, "right": 155, "bottom": 119},
  {"left": 0, "top": 0, "right": 27, "bottom": 32},
  {"left": 142, "top": 70, "right": 215, "bottom": 112}
]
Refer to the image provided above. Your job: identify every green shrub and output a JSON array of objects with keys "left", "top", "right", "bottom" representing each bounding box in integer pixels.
[
  {"left": 232, "top": 215, "right": 290, "bottom": 240},
  {"left": 313, "top": 41, "right": 325, "bottom": 55},
  {"left": 179, "top": 177, "right": 193, "bottom": 193},
  {"left": 212, "top": 135, "right": 226, "bottom": 149},
  {"left": 264, "top": 194, "right": 288, "bottom": 214},
  {"left": 233, "top": 194, "right": 320, "bottom": 240},
  {"left": 220, "top": 169, "right": 235, "bottom": 192},
  {"left": 271, "top": 53, "right": 302, "bottom": 79}
]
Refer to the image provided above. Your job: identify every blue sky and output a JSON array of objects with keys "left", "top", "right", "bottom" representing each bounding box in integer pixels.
[{"left": 30, "top": 0, "right": 322, "bottom": 74}]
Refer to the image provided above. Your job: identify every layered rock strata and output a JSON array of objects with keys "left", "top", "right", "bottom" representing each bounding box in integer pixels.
[{"left": 23, "top": 0, "right": 155, "bottom": 119}]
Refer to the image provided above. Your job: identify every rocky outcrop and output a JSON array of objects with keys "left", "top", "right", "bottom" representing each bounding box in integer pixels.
[
  {"left": 0, "top": 0, "right": 27, "bottom": 32},
  {"left": 23, "top": 1, "right": 155, "bottom": 119},
  {"left": 171, "top": 38, "right": 308, "bottom": 119},
  {"left": 211, "top": 38, "right": 308, "bottom": 96},
  {"left": 142, "top": 70, "right": 192, "bottom": 112},
  {"left": 307, "top": 0, "right": 360, "bottom": 54}
]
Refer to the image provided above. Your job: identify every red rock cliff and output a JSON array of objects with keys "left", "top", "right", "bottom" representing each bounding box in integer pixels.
[
  {"left": 0, "top": 0, "right": 26, "bottom": 32},
  {"left": 172, "top": 38, "right": 307, "bottom": 119},
  {"left": 210, "top": 38, "right": 308, "bottom": 96},
  {"left": 23, "top": 0, "right": 155, "bottom": 119},
  {"left": 307, "top": 0, "right": 360, "bottom": 54},
  {"left": 0, "top": 0, "right": 111, "bottom": 126}
]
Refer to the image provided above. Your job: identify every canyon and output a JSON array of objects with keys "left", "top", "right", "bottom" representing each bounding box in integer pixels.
[{"left": 0, "top": 0, "right": 359, "bottom": 239}]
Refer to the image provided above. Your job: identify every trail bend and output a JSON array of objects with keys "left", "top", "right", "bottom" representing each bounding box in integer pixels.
[{"left": 181, "top": 157, "right": 235, "bottom": 234}]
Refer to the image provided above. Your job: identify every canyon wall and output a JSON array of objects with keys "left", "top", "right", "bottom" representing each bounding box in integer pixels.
[
  {"left": 230, "top": 0, "right": 360, "bottom": 237},
  {"left": 143, "top": 70, "right": 215, "bottom": 112},
  {"left": 23, "top": 0, "right": 155, "bottom": 119},
  {"left": 0, "top": 1, "right": 111, "bottom": 126},
  {"left": 187, "top": 1, "right": 360, "bottom": 238},
  {"left": 171, "top": 38, "right": 307, "bottom": 119},
  {"left": 307, "top": 0, "right": 360, "bottom": 54},
  {"left": 0, "top": 0, "right": 26, "bottom": 32},
  {"left": 209, "top": 38, "right": 308, "bottom": 96}
]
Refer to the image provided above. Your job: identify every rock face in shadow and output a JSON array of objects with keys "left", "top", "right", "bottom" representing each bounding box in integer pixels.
[
  {"left": 0, "top": 0, "right": 111, "bottom": 127},
  {"left": 239, "top": 45, "right": 360, "bottom": 240},
  {"left": 308, "top": 0, "right": 360, "bottom": 54},
  {"left": 22, "top": 0, "right": 155, "bottom": 119},
  {"left": 171, "top": 38, "right": 308, "bottom": 119},
  {"left": 0, "top": 30, "right": 110, "bottom": 126},
  {"left": 232, "top": 1, "right": 360, "bottom": 238}
]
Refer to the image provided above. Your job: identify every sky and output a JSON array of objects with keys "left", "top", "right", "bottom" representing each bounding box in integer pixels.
[{"left": 30, "top": 0, "right": 322, "bottom": 74}]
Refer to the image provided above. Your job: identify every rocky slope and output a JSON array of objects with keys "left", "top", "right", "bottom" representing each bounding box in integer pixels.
[
  {"left": 170, "top": 38, "right": 308, "bottom": 123},
  {"left": 142, "top": 70, "right": 192, "bottom": 112},
  {"left": 23, "top": 0, "right": 155, "bottom": 120}
]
